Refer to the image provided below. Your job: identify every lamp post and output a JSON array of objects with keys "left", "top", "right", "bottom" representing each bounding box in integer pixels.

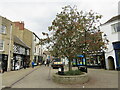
[
  {"left": 103, "top": 34, "right": 107, "bottom": 40},
  {"left": 103, "top": 33, "right": 108, "bottom": 70},
  {"left": 84, "top": 29, "right": 88, "bottom": 73}
]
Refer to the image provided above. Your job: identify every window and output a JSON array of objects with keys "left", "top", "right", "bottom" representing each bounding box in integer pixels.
[
  {"left": 0, "top": 40, "right": 4, "bottom": 51},
  {"left": 0, "top": 25, "right": 6, "bottom": 34},
  {"left": 35, "top": 47, "right": 36, "bottom": 53},
  {"left": 34, "top": 36, "right": 36, "bottom": 41},
  {"left": 117, "top": 51, "right": 120, "bottom": 66},
  {"left": 111, "top": 22, "right": 120, "bottom": 32},
  {"left": 39, "top": 48, "right": 41, "bottom": 53}
]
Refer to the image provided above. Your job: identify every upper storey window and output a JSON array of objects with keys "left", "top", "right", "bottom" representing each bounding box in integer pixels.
[
  {"left": 0, "top": 40, "right": 4, "bottom": 51},
  {"left": 0, "top": 25, "right": 6, "bottom": 34},
  {"left": 111, "top": 22, "right": 120, "bottom": 32}
]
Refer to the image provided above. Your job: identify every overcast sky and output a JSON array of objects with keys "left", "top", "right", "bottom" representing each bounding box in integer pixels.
[{"left": 0, "top": 0, "right": 119, "bottom": 38}]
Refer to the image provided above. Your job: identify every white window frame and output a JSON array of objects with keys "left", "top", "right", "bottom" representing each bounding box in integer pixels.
[
  {"left": 0, "top": 40, "right": 4, "bottom": 51},
  {"left": 0, "top": 25, "right": 6, "bottom": 34},
  {"left": 111, "top": 22, "right": 120, "bottom": 33}
]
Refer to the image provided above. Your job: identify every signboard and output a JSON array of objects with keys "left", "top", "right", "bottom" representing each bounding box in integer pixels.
[{"left": 72, "top": 54, "right": 86, "bottom": 66}]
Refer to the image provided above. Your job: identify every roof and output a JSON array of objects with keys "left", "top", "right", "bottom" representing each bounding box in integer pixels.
[
  {"left": 0, "top": 15, "right": 12, "bottom": 23},
  {"left": 33, "top": 32, "right": 41, "bottom": 40},
  {"left": 14, "top": 35, "right": 30, "bottom": 49},
  {"left": 103, "top": 15, "right": 120, "bottom": 25}
]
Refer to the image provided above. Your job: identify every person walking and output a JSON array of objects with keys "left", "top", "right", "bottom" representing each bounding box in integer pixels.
[
  {"left": 44, "top": 60, "right": 47, "bottom": 66},
  {"left": 23, "top": 62, "right": 26, "bottom": 69},
  {"left": 0, "top": 62, "right": 3, "bottom": 73},
  {"left": 47, "top": 59, "right": 49, "bottom": 67},
  {"left": 32, "top": 61, "right": 34, "bottom": 68}
]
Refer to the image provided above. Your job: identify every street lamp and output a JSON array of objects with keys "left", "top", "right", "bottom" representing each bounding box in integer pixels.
[
  {"left": 84, "top": 29, "right": 88, "bottom": 73},
  {"left": 103, "top": 34, "right": 107, "bottom": 39},
  {"left": 80, "top": 29, "right": 88, "bottom": 73}
]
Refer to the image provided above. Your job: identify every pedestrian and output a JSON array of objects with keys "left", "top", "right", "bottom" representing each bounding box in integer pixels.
[
  {"left": 44, "top": 60, "right": 47, "bottom": 66},
  {"left": 32, "top": 61, "right": 34, "bottom": 68},
  {"left": 23, "top": 62, "right": 26, "bottom": 69},
  {"left": 47, "top": 59, "right": 49, "bottom": 67},
  {"left": 0, "top": 61, "right": 3, "bottom": 73}
]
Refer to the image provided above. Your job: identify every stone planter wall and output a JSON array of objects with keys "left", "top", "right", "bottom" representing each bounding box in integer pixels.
[{"left": 52, "top": 73, "right": 89, "bottom": 84}]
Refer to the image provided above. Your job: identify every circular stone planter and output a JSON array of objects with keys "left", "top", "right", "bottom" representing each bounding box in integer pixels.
[{"left": 52, "top": 73, "right": 89, "bottom": 84}]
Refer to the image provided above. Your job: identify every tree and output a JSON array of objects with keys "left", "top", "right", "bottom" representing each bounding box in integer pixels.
[{"left": 42, "top": 5, "right": 106, "bottom": 71}]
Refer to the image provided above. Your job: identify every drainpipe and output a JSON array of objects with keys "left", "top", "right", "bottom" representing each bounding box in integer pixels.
[{"left": 7, "top": 24, "right": 12, "bottom": 71}]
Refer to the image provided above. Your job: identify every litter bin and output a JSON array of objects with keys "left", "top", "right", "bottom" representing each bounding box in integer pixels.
[
  {"left": 58, "top": 66, "right": 64, "bottom": 75},
  {"left": 78, "top": 66, "right": 87, "bottom": 73}
]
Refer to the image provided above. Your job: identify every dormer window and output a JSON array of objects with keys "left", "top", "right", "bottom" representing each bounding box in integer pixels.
[{"left": 111, "top": 22, "right": 120, "bottom": 32}]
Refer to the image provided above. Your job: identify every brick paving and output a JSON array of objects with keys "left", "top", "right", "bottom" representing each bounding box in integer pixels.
[
  {"left": 70, "top": 69, "right": 118, "bottom": 88},
  {"left": 0, "top": 74, "right": 2, "bottom": 90},
  {"left": 1, "top": 66, "right": 40, "bottom": 88},
  {"left": 10, "top": 65, "right": 118, "bottom": 88},
  {"left": 0, "top": 65, "right": 118, "bottom": 88}
]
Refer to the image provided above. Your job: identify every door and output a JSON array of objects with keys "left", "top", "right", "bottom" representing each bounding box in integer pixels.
[{"left": 108, "top": 56, "right": 115, "bottom": 70}]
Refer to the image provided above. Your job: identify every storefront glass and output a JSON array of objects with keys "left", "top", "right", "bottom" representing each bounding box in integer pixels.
[{"left": 117, "top": 50, "right": 120, "bottom": 67}]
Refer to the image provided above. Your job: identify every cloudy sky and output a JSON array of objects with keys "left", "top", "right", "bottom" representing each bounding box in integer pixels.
[{"left": 0, "top": 0, "right": 119, "bottom": 38}]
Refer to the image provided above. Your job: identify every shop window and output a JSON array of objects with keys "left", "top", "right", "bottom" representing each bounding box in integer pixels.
[
  {"left": 0, "top": 25, "right": 6, "bottom": 34},
  {"left": 87, "top": 56, "right": 101, "bottom": 66},
  {"left": 34, "top": 35, "right": 36, "bottom": 41},
  {"left": 118, "top": 51, "right": 120, "bottom": 66},
  {"left": 0, "top": 40, "right": 4, "bottom": 51}
]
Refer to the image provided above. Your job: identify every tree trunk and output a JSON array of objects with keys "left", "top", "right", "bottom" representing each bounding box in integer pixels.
[{"left": 68, "top": 57, "right": 72, "bottom": 71}]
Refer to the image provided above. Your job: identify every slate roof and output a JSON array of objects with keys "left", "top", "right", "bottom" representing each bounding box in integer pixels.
[
  {"left": 103, "top": 15, "right": 120, "bottom": 25},
  {"left": 14, "top": 35, "right": 30, "bottom": 48}
]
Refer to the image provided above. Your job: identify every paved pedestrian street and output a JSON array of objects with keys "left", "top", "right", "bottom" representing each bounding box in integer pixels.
[
  {"left": 0, "top": 74, "right": 2, "bottom": 90},
  {"left": 2, "top": 66, "right": 40, "bottom": 88},
  {"left": 1, "top": 65, "right": 118, "bottom": 88}
]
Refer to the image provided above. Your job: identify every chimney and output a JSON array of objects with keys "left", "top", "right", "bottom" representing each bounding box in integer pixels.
[{"left": 14, "top": 21, "right": 24, "bottom": 30}]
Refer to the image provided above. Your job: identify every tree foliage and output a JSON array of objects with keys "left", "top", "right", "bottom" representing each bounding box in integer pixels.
[{"left": 42, "top": 5, "right": 106, "bottom": 71}]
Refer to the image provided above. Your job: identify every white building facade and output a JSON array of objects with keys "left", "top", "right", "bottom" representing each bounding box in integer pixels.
[
  {"left": 32, "top": 33, "right": 43, "bottom": 65},
  {"left": 101, "top": 15, "right": 120, "bottom": 70}
]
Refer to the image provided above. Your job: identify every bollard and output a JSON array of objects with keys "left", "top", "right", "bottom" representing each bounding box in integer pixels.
[{"left": 58, "top": 66, "right": 64, "bottom": 75}]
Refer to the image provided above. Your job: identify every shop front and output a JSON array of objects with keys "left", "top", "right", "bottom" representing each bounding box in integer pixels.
[
  {"left": 12, "top": 36, "right": 30, "bottom": 70},
  {"left": 0, "top": 54, "right": 8, "bottom": 72},
  {"left": 72, "top": 53, "right": 105, "bottom": 69},
  {"left": 72, "top": 55, "right": 86, "bottom": 66},
  {"left": 113, "top": 41, "right": 120, "bottom": 70},
  {"left": 87, "top": 52, "right": 106, "bottom": 69},
  {"left": 12, "top": 44, "right": 30, "bottom": 70}
]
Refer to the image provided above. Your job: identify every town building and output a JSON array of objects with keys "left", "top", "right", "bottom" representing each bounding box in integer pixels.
[
  {"left": 32, "top": 33, "right": 43, "bottom": 65},
  {"left": 12, "top": 22, "right": 31, "bottom": 70},
  {"left": 0, "top": 16, "right": 13, "bottom": 71},
  {"left": 101, "top": 15, "right": 120, "bottom": 70},
  {"left": 0, "top": 16, "right": 43, "bottom": 72}
]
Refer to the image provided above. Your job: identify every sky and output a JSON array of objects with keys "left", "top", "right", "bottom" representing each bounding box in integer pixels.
[{"left": 0, "top": 0, "right": 119, "bottom": 38}]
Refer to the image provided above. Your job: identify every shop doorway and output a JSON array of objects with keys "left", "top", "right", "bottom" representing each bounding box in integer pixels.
[
  {"left": 108, "top": 56, "right": 115, "bottom": 70},
  {"left": 2, "top": 54, "right": 8, "bottom": 72}
]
